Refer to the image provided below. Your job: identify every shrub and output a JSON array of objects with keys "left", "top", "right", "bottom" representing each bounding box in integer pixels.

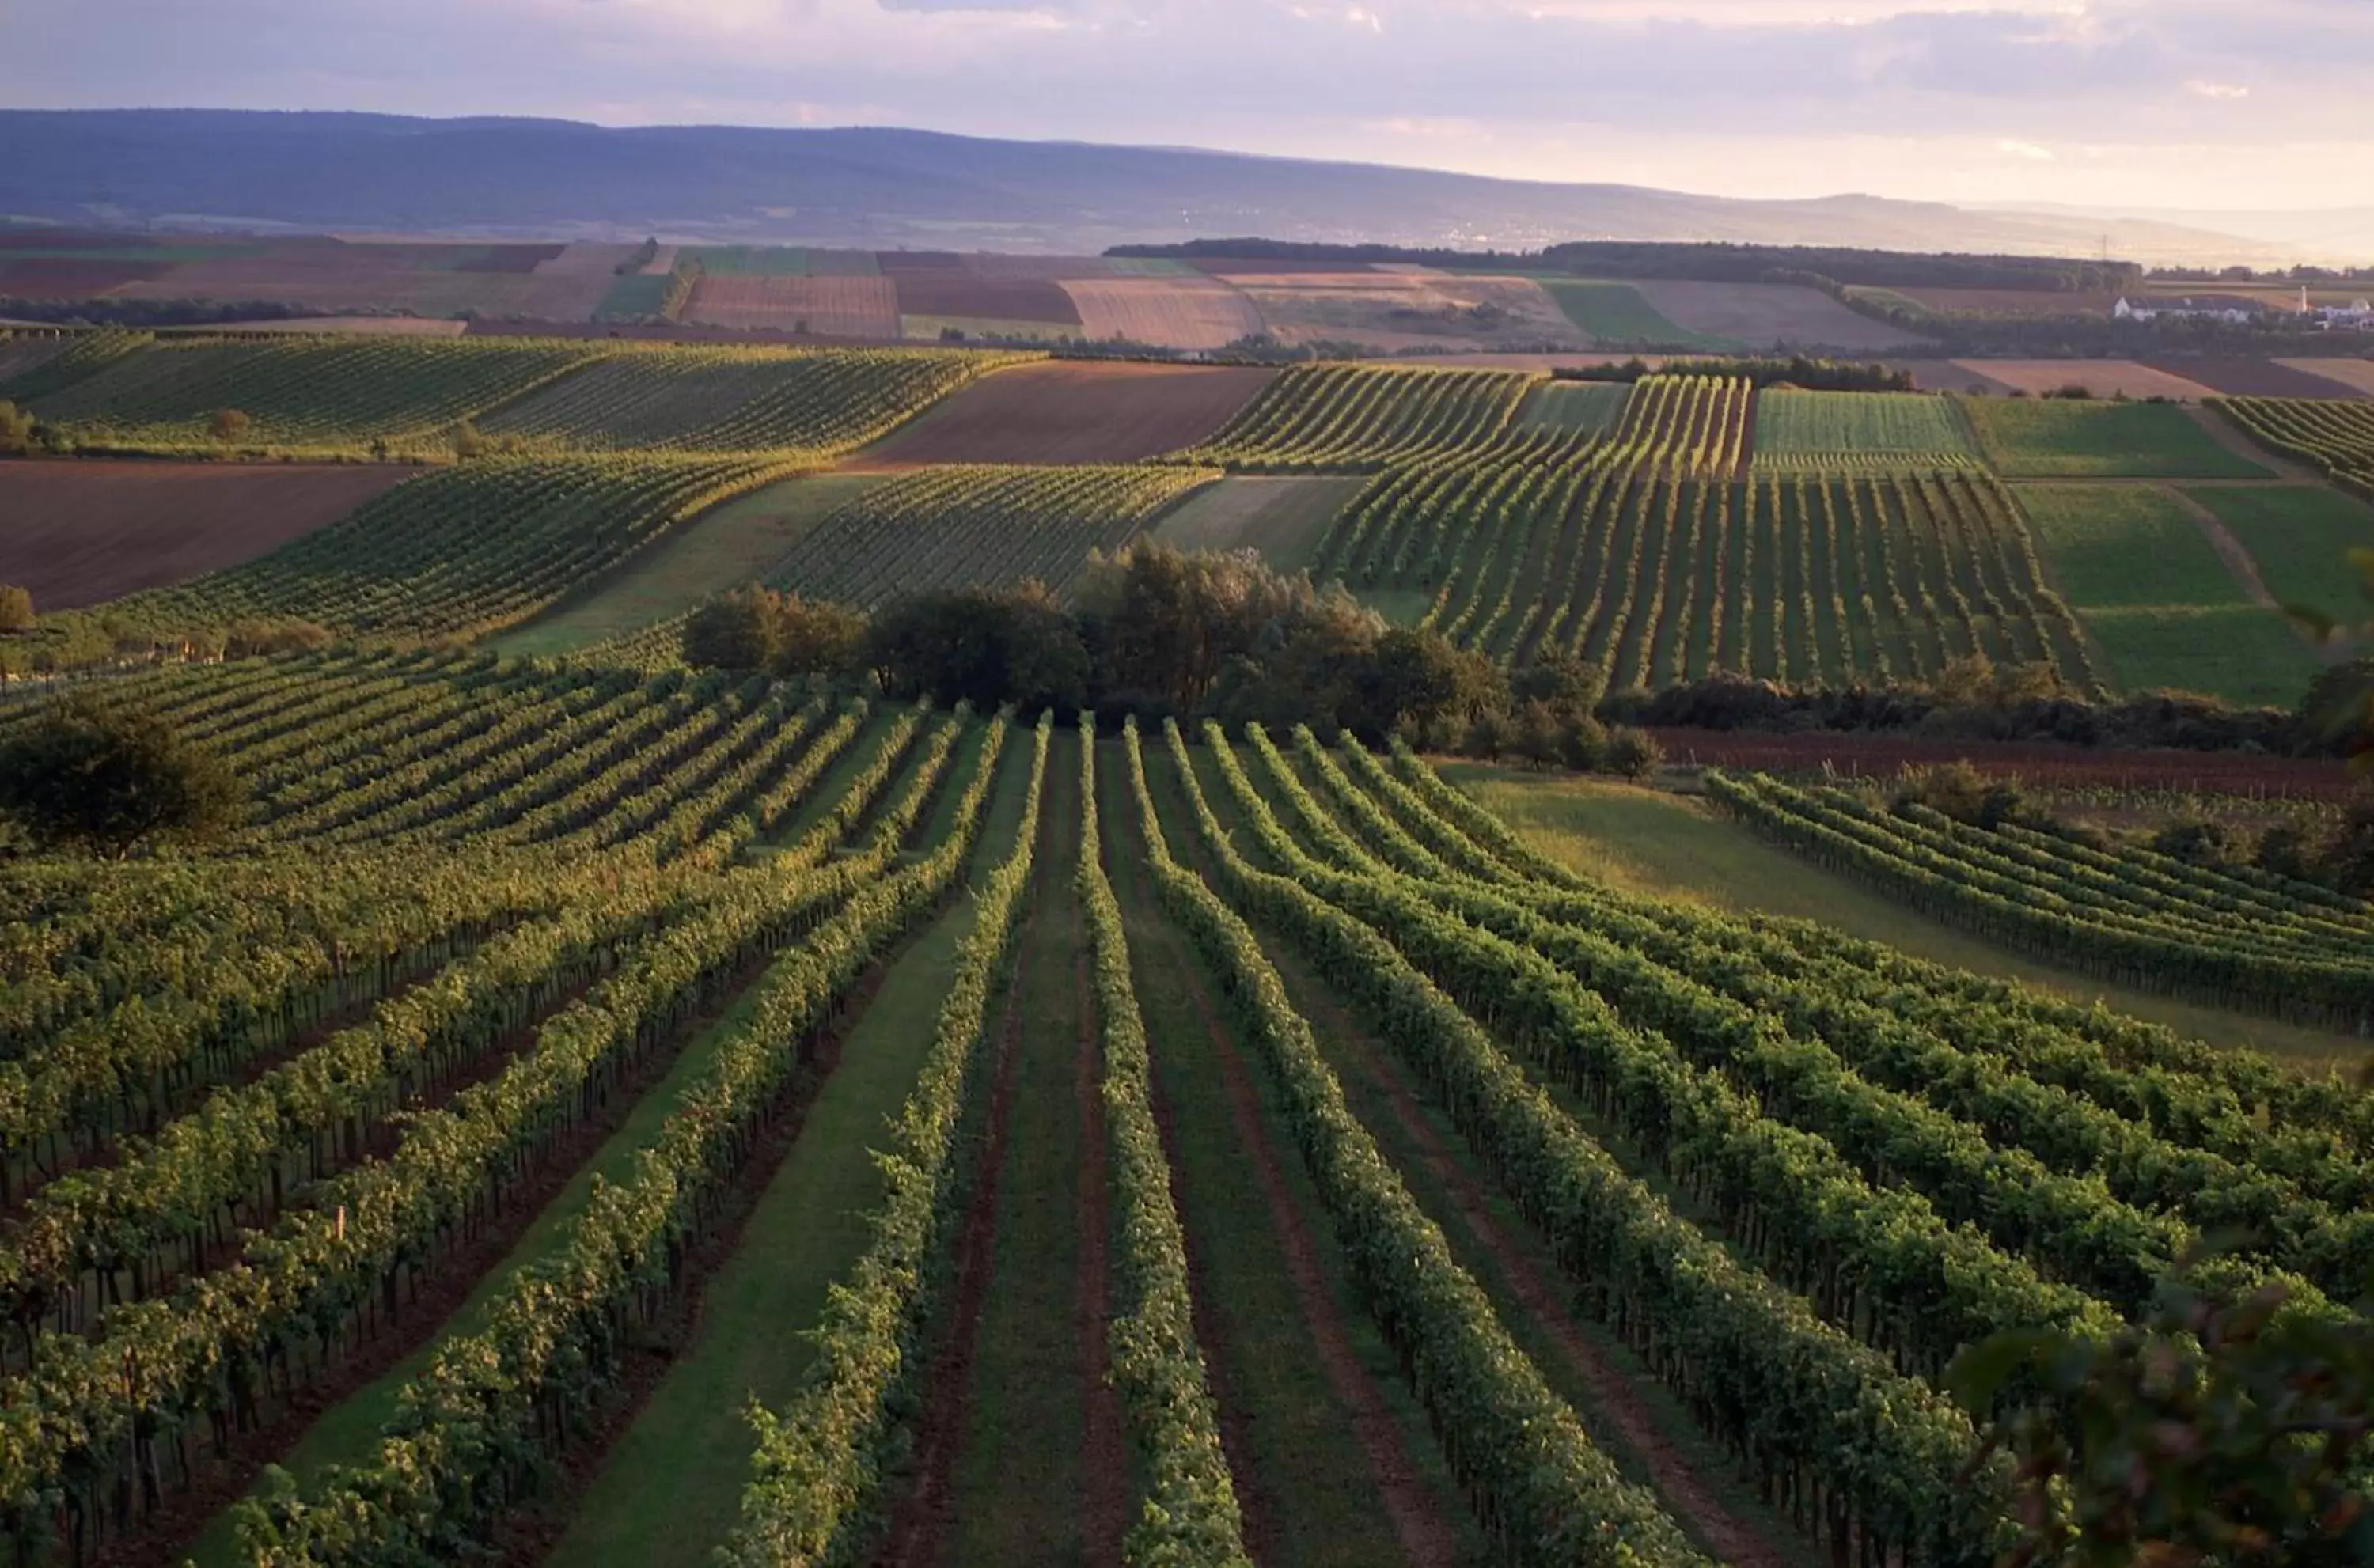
[
  {"left": 0, "top": 584, "right": 31, "bottom": 634},
  {"left": 0, "top": 695, "right": 245, "bottom": 856},
  {"left": 1604, "top": 725, "right": 1664, "bottom": 781}
]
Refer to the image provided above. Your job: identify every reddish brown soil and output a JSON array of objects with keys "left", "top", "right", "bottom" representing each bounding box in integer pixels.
[
  {"left": 0, "top": 257, "right": 176, "bottom": 297},
  {"left": 889, "top": 273, "right": 1083, "bottom": 325},
  {"left": 684, "top": 275, "right": 901, "bottom": 337},
  {"left": 856, "top": 361, "right": 1273, "bottom": 466},
  {"left": 1071, "top": 918, "right": 1128, "bottom": 1566},
  {"left": 0, "top": 460, "right": 417, "bottom": 608},
  {"left": 2144, "top": 357, "right": 2374, "bottom": 400},
  {"left": 1653, "top": 729, "right": 2361, "bottom": 801}
]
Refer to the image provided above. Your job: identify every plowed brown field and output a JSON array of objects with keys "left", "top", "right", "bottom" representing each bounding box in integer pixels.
[
  {"left": 1892, "top": 287, "right": 2118, "bottom": 316},
  {"left": 2276, "top": 358, "right": 2374, "bottom": 398},
  {"left": 0, "top": 460, "right": 417, "bottom": 608},
  {"left": 854, "top": 362, "right": 1272, "bottom": 465},
  {"left": 2144, "top": 358, "right": 2372, "bottom": 399},
  {"left": 681, "top": 276, "right": 901, "bottom": 336},
  {"left": 1963, "top": 359, "right": 2217, "bottom": 400},
  {"left": 1060, "top": 278, "right": 1265, "bottom": 349}
]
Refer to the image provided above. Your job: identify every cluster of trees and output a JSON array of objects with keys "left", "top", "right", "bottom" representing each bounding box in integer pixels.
[
  {"left": 682, "top": 545, "right": 1665, "bottom": 775},
  {"left": 0, "top": 695, "right": 244, "bottom": 857},
  {"left": 1552, "top": 355, "right": 1913, "bottom": 392},
  {"left": 1609, "top": 656, "right": 2360, "bottom": 758},
  {"left": 1108, "top": 239, "right": 2137, "bottom": 293},
  {"left": 0, "top": 298, "right": 404, "bottom": 328},
  {"left": 0, "top": 400, "right": 35, "bottom": 455}
]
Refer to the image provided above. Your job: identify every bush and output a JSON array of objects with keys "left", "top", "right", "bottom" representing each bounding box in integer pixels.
[
  {"left": 1557, "top": 715, "right": 1610, "bottom": 773},
  {"left": 0, "top": 400, "right": 35, "bottom": 456},
  {"left": 1604, "top": 725, "right": 1664, "bottom": 781},
  {"left": 209, "top": 407, "right": 253, "bottom": 443},
  {"left": 0, "top": 695, "right": 245, "bottom": 856},
  {"left": 0, "top": 584, "right": 31, "bottom": 634},
  {"left": 2152, "top": 817, "right": 2239, "bottom": 867}
]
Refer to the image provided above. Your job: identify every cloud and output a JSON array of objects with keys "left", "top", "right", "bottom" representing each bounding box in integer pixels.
[
  {"left": 1997, "top": 138, "right": 2056, "bottom": 161},
  {"left": 2186, "top": 79, "right": 2251, "bottom": 100}
]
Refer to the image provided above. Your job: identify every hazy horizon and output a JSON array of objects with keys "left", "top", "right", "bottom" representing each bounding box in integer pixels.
[{"left": 5, "top": 1, "right": 2365, "bottom": 216}]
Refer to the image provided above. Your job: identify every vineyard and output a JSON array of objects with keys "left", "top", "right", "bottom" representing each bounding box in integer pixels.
[
  {"left": 28, "top": 457, "right": 807, "bottom": 652},
  {"left": 1706, "top": 771, "right": 2374, "bottom": 1028},
  {"left": 2216, "top": 396, "right": 2374, "bottom": 498},
  {"left": 764, "top": 464, "right": 1220, "bottom": 608},
  {"left": 6, "top": 653, "right": 2371, "bottom": 1568},
  {"left": 473, "top": 346, "right": 1030, "bottom": 455},
  {"left": 1170, "top": 363, "right": 1536, "bottom": 472},
  {"left": 1750, "top": 388, "right": 1979, "bottom": 472},
  {"left": 1314, "top": 444, "right": 2096, "bottom": 690}
]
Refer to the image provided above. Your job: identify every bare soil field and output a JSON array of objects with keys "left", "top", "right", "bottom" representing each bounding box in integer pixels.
[
  {"left": 2277, "top": 358, "right": 2374, "bottom": 398},
  {"left": 855, "top": 361, "right": 1272, "bottom": 465},
  {"left": 966, "top": 254, "right": 1123, "bottom": 282},
  {"left": 1963, "top": 359, "right": 2218, "bottom": 400},
  {"left": 1652, "top": 728, "right": 2359, "bottom": 801},
  {"left": 111, "top": 241, "right": 616, "bottom": 320},
  {"left": 1060, "top": 278, "right": 1265, "bottom": 349},
  {"left": 2144, "top": 358, "right": 2372, "bottom": 400},
  {"left": 1149, "top": 475, "right": 1366, "bottom": 569},
  {"left": 889, "top": 273, "right": 1083, "bottom": 324},
  {"left": 0, "top": 257, "right": 177, "bottom": 297},
  {"left": 1892, "top": 287, "right": 2118, "bottom": 316},
  {"left": 0, "top": 460, "right": 418, "bottom": 608},
  {"left": 1890, "top": 359, "right": 2017, "bottom": 394},
  {"left": 1187, "top": 258, "right": 1382, "bottom": 277},
  {"left": 681, "top": 275, "right": 901, "bottom": 336},
  {"left": 1236, "top": 271, "right": 1579, "bottom": 350},
  {"left": 1630, "top": 281, "right": 1929, "bottom": 352}
]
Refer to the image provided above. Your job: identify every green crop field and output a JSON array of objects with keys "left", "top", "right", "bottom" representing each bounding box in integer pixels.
[
  {"left": 2183, "top": 485, "right": 2374, "bottom": 627},
  {"left": 8, "top": 334, "right": 2374, "bottom": 1568},
  {"left": 1753, "top": 389, "right": 1976, "bottom": 468},
  {"left": 2215, "top": 397, "right": 2374, "bottom": 496},
  {"left": 2015, "top": 483, "right": 2317, "bottom": 703},
  {"left": 1958, "top": 396, "right": 2274, "bottom": 479},
  {"left": 1536, "top": 279, "right": 1732, "bottom": 348}
]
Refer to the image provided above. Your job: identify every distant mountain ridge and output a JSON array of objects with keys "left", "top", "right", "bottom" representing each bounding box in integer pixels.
[{"left": 0, "top": 109, "right": 2309, "bottom": 265}]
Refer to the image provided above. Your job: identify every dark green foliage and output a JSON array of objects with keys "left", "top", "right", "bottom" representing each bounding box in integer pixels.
[
  {"left": 866, "top": 584, "right": 1089, "bottom": 714},
  {"left": 1604, "top": 725, "right": 1664, "bottom": 781},
  {"left": 2154, "top": 817, "right": 2241, "bottom": 868},
  {"left": 0, "top": 695, "right": 245, "bottom": 856},
  {"left": 1951, "top": 1263, "right": 2374, "bottom": 1568}
]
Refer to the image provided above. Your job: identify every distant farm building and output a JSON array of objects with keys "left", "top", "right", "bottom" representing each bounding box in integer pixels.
[{"left": 2113, "top": 296, "right": 2259, "bottom": 325}]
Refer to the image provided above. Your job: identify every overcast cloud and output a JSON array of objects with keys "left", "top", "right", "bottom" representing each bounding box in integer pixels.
[{"left": 2, "top": 0, "right": 2365, "bottom": 210}]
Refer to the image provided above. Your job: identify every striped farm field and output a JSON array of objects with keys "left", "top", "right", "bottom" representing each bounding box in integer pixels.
[
  {"left": 2214, "top": 396, "right": 2374, "bottom": 497},
  {"left": 1171, "top": 362, "right": 1536, "bottom": 472},
  {"left": 476, "top": 344, "right": 1025, "bottom": 455},
  {"left": 765, "top": 463, "right": 1219, "bottom": 608},
  {"left": 1058, "top": 275, "right": 1267, "bottom": 350},
  {"left": 1752, "top": 388, "right": 1978, "bottom": 471},
  {"left": 3, "top": 621, "right": 2370, "bottom": 1568},
  {"left": 679, "top": 275, "right": 901, "bottom": 336}
]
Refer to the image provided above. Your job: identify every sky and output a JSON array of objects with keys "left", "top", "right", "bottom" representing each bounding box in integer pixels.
[{"left": 3, "top": 0, "right": 2368, "bottom": 213}]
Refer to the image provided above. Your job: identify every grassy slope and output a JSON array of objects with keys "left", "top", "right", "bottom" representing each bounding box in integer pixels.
[
  {"left": 494, "top": 472, "right": 883, "bottom": 657},
  {"left": 1151, "top": 475, "right": 1367, "bottom": 572},
  {"left": 2183, "top": 484, "right": 2374, "bottom": 627},
  {"left": 1960, "top": 396, "right": 2273, "bottom": 479},
  {"left": 554, "top": 733, "right": 1033, "bottom": 1566},
  {"left": 1108, "top": 740, "right": 1483, "bottom": 1568},
  {"left": 2016, "top": 483, "right": 2316, "bottom": 704},
  {"left": 1442, "top": 763, "right": 2368, "bottom": 1074},
  {"left": 1537, "top": 279, "right": 1735, "bottom": 350},
  {"left": 947, "top": 729, "right": 1094, "bottom": 1564},
  {"left": 1753, "top": 389, "right": 1974, "bottom": 456}
]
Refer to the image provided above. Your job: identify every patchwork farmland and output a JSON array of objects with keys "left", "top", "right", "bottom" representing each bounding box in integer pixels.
[{"left": 2, "top": 321, "right": 2374, "bottom": 1568}]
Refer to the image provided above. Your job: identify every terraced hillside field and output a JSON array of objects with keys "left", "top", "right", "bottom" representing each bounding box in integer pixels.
[{"left": 14, "top": 648, "right": 2374, "bottom": 1568}]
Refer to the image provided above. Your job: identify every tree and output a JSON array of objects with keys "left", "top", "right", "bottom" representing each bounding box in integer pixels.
[
  {"left": 450, "top": 419, "right": 487, "bottom": 460},
  {"left": 1604, "top": 725, "right": 1664, "bottom": 782},
  {"left": 2289, "top": 552, "right": 2374, "bottom": 771},
  {"left": 0, "top": 696, "right": 245, "bottom": 857},
  {"left": 0, "top": 400, "right": 35, "bottom": 456},
  {"left": 210, "top": 408, "right": 253, "bottom": 444},
  {"left": 0, "top": 584, "right": 30, "bottom": 634},
  {"left": 866, "top": 585, "right": 1087, "bottom": 714},
  {"left": 771, "top": 593, "right": 867, "bottom": 678},
  {"left": 683, "top": 593, "right": 779, "bottom": 672},
  {"left": 1511, "top": 699, "right": 1562, "bottom": 771},
  {"left": 1951, "top": 1263, "right": 2374, "bottom": 1568},
  {"left": 1353, "top": 627, "right": 1503, "bottom": 741},
  {"left": 1511, "top": 650, "right": 1605, "bottom": 727}
]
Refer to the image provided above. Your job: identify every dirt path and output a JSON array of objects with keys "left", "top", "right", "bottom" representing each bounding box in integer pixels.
[
  {"left": 2185, "top": 403, "right": 2325, "bottom": 484},
  {"left": 2159, "top": 484, "right": 2285, "bottom": 611},
  {"left": 1071, "top": 924, "right": 1129, "bottom": 1565},
  {"left": 871, "top": 800, "right": 1050, "bottom": 1568}
]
